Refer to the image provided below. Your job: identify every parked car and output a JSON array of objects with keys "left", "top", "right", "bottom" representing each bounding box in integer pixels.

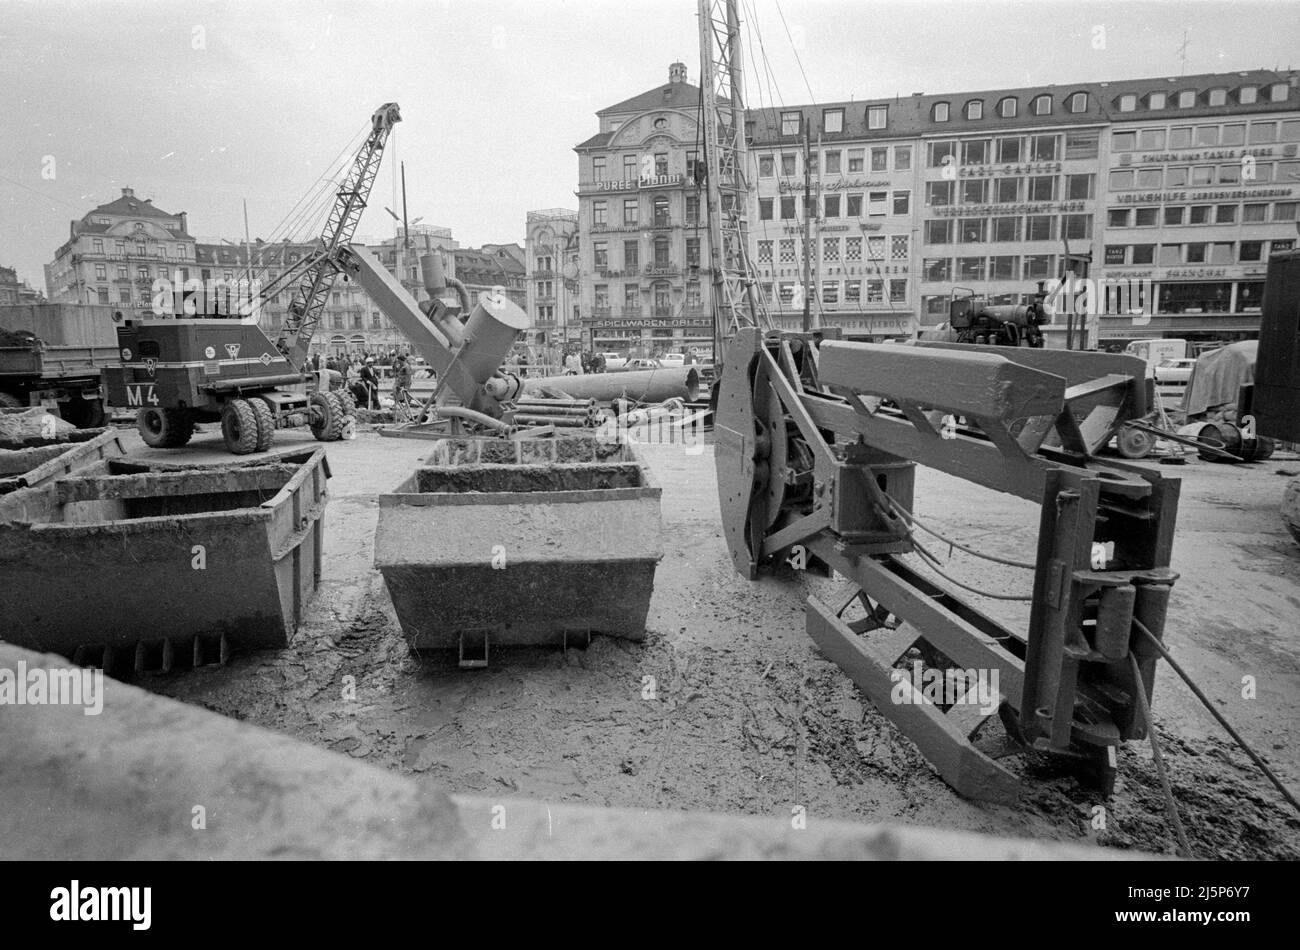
[
  {"left": 621, "top": 358, "right": 663, "bottom": 371},
  {"left": 1154, "top": 358, "right": 1196, "bottom": 384},
  {"left": 661, "top": 352, "right": 686, "bottom": 367},
  {"left": 601, "top": 352, "right": 627, "bottom": 370}
]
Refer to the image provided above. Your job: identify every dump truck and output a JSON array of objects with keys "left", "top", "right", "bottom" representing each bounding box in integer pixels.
[{"left": 0, "top": 304, "right": 117, "bottom": 427}]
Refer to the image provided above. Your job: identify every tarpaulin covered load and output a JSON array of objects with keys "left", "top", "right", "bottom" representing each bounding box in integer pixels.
[{"left": 1182, "top": 341, "right": 1256, "bottom": 416}]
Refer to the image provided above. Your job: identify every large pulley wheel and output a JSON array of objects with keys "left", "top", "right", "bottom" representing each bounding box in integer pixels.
[
  {"left": 714, "top": 334, "right": 770, "bottom": 579},
  {"left": 1116, "top": 425, "right": 1154, "bottom": 459}
]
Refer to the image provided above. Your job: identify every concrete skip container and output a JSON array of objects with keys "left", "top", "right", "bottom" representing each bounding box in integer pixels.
[
  {"left": 0, "top": 446, "right": 330, "bottom": 673},
  {"left": 375, "top": 436, "right": 663, "bottom": 662}
]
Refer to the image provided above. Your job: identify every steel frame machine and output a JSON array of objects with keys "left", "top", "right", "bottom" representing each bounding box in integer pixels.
[{"left": 715, "top": 330, "right": 1181, "bottom": 802}]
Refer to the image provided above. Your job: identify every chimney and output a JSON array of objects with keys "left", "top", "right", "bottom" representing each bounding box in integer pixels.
[
  {"left": 121, "top": 187, "right": 134, "bottom": 198},
  {"left": 669, "top": 62, "right": 687, "bottom": 84}
]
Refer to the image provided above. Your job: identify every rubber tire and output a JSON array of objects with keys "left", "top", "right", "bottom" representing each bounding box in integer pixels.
[
  {"left": 334, "top": 388, "right": 356, "bottom": 418},
  {"left": 250, "top": 398, "right": 275, "bottom": 452},
  {"left": 137, "top": 406, "right": 194, "bottom": 448},
  {"left": 309, "top": 392, "right": 344, "bottom": 442},
  {"left": 60, "top": 396, "right": 106, "bottom": 429},
  {"left": 220, "top": 398, "right": 259, "bottom": 455},
  {"left": 1116, "top": 426, "right": 1154, "bottom": 459}
]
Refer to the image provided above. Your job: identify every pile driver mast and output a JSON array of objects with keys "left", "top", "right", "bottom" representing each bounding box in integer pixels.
[{"left": 697, "top": 0, "right": 768, "bottom": 363}]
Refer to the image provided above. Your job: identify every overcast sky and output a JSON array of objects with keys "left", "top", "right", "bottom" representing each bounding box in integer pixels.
[{"left": 2, "top": 0, "right": 1298, "bottom": 290}]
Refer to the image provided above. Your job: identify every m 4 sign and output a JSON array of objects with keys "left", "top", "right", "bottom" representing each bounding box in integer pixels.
[{"left": 125, "top": 384, "right": 159, "bottom": 406}]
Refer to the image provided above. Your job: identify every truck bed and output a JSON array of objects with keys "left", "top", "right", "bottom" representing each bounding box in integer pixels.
[{"left": 0, "top": 343, "right": 118, "bottom": 379}]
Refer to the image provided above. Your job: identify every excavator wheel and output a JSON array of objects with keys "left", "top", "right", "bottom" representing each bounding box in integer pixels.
[
  {"left": 220, "top": 398, "right": 260, "bottom": 455},
  {"left": 137, "top": 406, "right": 194, "bottom": 448},
  {"left": 309, "top": 392, "right": 344, "bottom": 442},
  {"left": 249, "top": 398, "right": 276, "bottom": 453}
]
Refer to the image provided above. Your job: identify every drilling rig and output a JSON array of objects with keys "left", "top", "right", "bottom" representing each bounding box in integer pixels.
[{"left": 702, "top": 1, "right": 1184, "bottom": 800}]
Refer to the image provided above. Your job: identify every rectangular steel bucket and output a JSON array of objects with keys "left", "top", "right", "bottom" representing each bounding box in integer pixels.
[
  {"left": 376, "top": 436, "right": 663, "bottom": 653},
  {"left": 0, "top": 447, "right": 330, "bottom": 672}
]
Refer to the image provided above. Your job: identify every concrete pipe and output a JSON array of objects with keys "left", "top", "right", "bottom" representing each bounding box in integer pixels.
[{"left": 523, "top": 367, "right": 699, "bottom": 403}]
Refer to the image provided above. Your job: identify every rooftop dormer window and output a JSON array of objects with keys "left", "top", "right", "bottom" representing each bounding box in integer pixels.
[
  {"left": 1208, "top": 88, "right": 1227, "bottom": 106},
  {"left": 1148, "top": 91, "right": 1167, "bottom": 109},
  {"left": 1068, "top": 91, "right": 1088, "bottom": 113},
  {"left": 1032, "top": 94, "right": 1052, "bottom": 115},
  {"left": 1177, "top": 90, "right": 1196, "bottom": 108},
  {"left": 933, "top": 101, "right": 950, "bottom": 122},
  {"left": 965, "top": 100, "right": 983, "bottom": 120},
  {"left": 866, "top": 105, "right": 887, "bottom": 130},
  {"left": 781, "top": 110, "right": 801, "bottom": 135},
  {"left": 1270, "top": 82, "right": 1289, "bottom": 102},
  {"left": 825, "top": 107, "right": 845, "bottom": 133},
  {"left": 1239, "top": 85, "right": 1258, "bottom": 104},
  {"left": 1118, "top": 93, "right": 1137, "bottom": 112},
  {"left": 998, "top": 96, "right": 1017, "bottom": 118}
]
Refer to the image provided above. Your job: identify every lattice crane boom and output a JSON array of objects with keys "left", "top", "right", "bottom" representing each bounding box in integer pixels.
[{"left": 276, "top": 102, "right": 402, "bottom": 369}]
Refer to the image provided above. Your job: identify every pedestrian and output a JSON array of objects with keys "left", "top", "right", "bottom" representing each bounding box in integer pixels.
[{"left": 360, "top": 357, "right": 380, "bottom": 409}]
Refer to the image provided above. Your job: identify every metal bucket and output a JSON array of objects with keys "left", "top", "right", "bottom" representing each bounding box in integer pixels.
[
  {"left": 0, "top": 447, "right": 330, "bottom": 673},
  {"left": 375, "top": 436, "right": 662, "bottom": 661}
]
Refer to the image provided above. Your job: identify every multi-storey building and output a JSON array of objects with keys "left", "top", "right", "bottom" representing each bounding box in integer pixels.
[
  {"left": 452, "top": 245, "right": 526, "bottom": 311},
  {"left": 748, "top": 103, "right": 920, "bottom": 339},
  {"left": 44, "top": 187, "right": 196, "bottom": 309},
  {"left": 747, "top": 69, "right": 1299, "bottom": 346},
  {"left": 525, "top": 209, "right": 580, "bottom": 347},
  {"left": 574, "top": 62, "right": 713, "bottom": 356},
  {"left": 0, "top": 265, "right": 43, "bottom": 306}
]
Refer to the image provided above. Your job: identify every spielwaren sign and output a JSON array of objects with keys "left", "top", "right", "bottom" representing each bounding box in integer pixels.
[{"left": 591, "top": 317, "right": 708, "bottom": 330}]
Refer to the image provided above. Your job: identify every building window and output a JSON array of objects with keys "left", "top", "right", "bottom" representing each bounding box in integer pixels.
[
  {"left": 961, "top": 140, "right": 989, "bottom": 165},
  {"left": 137, "top": 265, "right": 149, "bottom": 279},
  {"left": 998, "top": 96, "right": 1018, "bottom": 118},
  {"left": 868, "top": 191, "right": 888, "bottom": 216},
  {"left": 119, "top": 289, "right": 131, "bottom": 304},
  {"left": 1027, "top": 175, "right": 1056, "bottom": 201},
  {"left": 624, "top": 240, "right": 639, "bottom": 269},
  {"left": 782, "top": 111, "right": 801, "bottom": 135},
  {"left": 624, "top": 283, "right": 640, "bottom": 308},
  {"left": 1164, "top": 206, "right": 1185, "bottom": 226},
  {"left": 925, "top": 220, "right": 954, "bottom": 244},
  {"left": 1177, "top": 90, "right": 1196, "bottom": 108},
  {"left": 958, "top": 256, "right": 985, "bottom": 281},
  {"left": 653, "top": 237, "right": 669, "bottom": 266},
  {"left": 1065, "top": 130, "right": 1100, "bottom": 159},
  {"left": 824, "top": 194, "right": 841, "bottom": 218},
  {"left": 779, "top": 239, "right": 795, "bottom": 263},
  {"left": 867, "top": 105, "right": 888, "bottom": 130},
  {"left": 686, "top": 281, "right": 701, "bottom": 308},
  {"left": 823, "top": 237, "right": 840, "bottom": 262},
  {"left": 1063, "top": 214, "right": 1092, "bottom": 240},
  {"left": 895, "top": 145, "right": 911, "bottom": 170},
  {"left": 1207, "top": 88, "right": 1227, "bottom": 106},
  {"left": 592, "top": 156, "right": 606, "bottom": 180},
  {"left": 825, "top": 150, "right": 842, "bottom": 174},
  {"left": 867, "top": 147, "right": 885, "bottom": 172},
  {"left": 1276, "top": 202, "right": 1299, "bottom": 221},
  {"left": 847, "top": 148, "right": 864, "bottom": 172},
  {"left": 686, "top": 237, "right": 700, "bottom": 268},
  {"left": 1238, "top": 85, "right": 1258, "bottom": 105},
  {"left": 923, "top": 258, "right": 952, "bottom": 282},
  {"left": 845, "top": 237, "right": 862, "bottom": 262},
  {"left": 1032, "top": 94, "right": 1052, "bottom": 115},
  {"left": 95, "top": 264, "right": 106, "bottom": 279},
  {"left": 965, "top": 100, "right": 983, "bottom": 120},
  {"left": 593, "top": 201, "right": 607, "bottom": 226},
  {"left": 1270, "top": 82, "right": 1288, "bottom": 102},
  {"left": 1023, "top": 254, "right": 1055, "bottom": 279},
  {"left": 1249, "top": 120, "right": 1277, "bottom": 144},
  {"left": 927, "top": 140, "right": 955, "bottom": 167},
  {"left": 758, "top": 240, "right": 773, "bottom": 263},
  {"left": 780, "top": 196, "right": 796, "bottom": 219},
  {"left": 1030, "top": 134, "right": 1057, "bottom": 161},
  {"left": 593, "top": 241, "right": 608, "bottom": 268},
  {"left": 891, "top": 235, "right": 909, "bottom": 260},
  {"left": 1118, "top": 94, "right": 1137, "bottom": 112},
  {"left": 653, "top": 196, "right": 670, "bottom": 227},
  {"left": 623, "top": 154, "right": 637, "bottom": 180},
  {"left": 759, "top": 154, "right": 774, "bottom": 177},
  {"left": 821, "top": 280, "right": 839, "bottom": 304},
  {"left": 844, "top": 280, "right": 861, "bottom": 303},
  {"left": 96, "top": 287, "right": 109, "bottom": 305},
  {"left": 997, "top": 137, "right": 1022, "bottom": 163},
  {"left": 889, "top": 280, "right": 906, "bottom": 303},
  {"left": 992, "top": 216, "right": 1021, "bottom": 242},
  {"left": 1025, "top": 215, "right": 1056, "bottom": 241},
  {"left": 1148, "top": 91, "right": 1167, "bottom": 110},
  {"left": 1221, "top": 123, "right": 1246, "bottom": 146},
  {"left": 117, "top": 264, "right": 127, "bottom": 278},
  {"left": 781, "top": 153, "right": 797, "bottom": 176},
  {"left": 995, "top": 178, "right": 1019, "bottom": 203},
  {"left": 622, "top": 198, "right": 638, "bottom": 226},
  {"left": 961, "top": 180, "right": 987, "bottom": 204},
  {"left": 933, "top": 102, "right": 950, "bottom": 122},
  {"left": 846, "top": 193, "right": 863, "bottom": 217},
  {"left": 865, "top": 280, "right": 884, "bottom": 304},
  {"left": 686, "top": 195, "right": 700, "bottom": 225},
  {"left": 867, "top": 236, "right": 885, "bottom": 260},
  {"left": 759, "top": 197, "right": 774, "bottom": 220},
  {"left": 958, "top": 219, "right": 986, "bottom": 243},
  {"left": 893, "top": 191, "right": 910, "bottom": 216},
  {"left": 653, "top": 282, "right": 671, "bottom": 312},
  {"left": 1068, "top": 92, "right": 1087, "bottom": 113},
  {"left": 1135, "top": 207, "right": 1159, "bottom": 227},
  {"left": 1243, "top": 203, "right": 1268, "bottom": 222},
  {"left": 1239, "top": 241, "right": 1265, "bottom": 262},
  {"left": 825, "top": 108, "right": 845, "bottom": 133}
]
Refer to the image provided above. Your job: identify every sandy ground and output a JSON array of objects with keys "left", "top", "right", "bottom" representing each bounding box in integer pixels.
[{"left": 116, "top": 421, "right": 1300, "bottom": 859}]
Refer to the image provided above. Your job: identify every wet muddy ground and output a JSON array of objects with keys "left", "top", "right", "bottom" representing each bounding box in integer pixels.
[{"left": 124, "top": 423, "right": 1300, "bottom": 858}]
